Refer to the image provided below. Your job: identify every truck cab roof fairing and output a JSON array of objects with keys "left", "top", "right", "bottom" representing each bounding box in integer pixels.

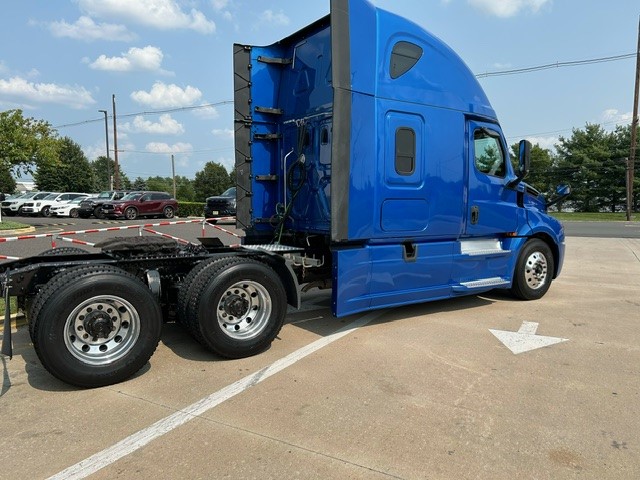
[{"left": 328, "top": 0, "right": 497, "bottom": 242}]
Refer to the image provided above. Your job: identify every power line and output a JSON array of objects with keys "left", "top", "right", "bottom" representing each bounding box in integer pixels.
[
  {"left": 53, "top": 101, "right": 233, "bottom": 129},
  {"left": 476, "top": 52, "right": 636, "bottom": 78}
]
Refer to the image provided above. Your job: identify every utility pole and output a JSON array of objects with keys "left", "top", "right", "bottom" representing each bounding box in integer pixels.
[
  {"left": 98, "top": 109, "right": 111, "bottom": 190},
  {"left": 627, "top": 16, "right": 640, "bottom": 220},
  {"left": 171, "top": 154, "right": 177, "bottom": 198},
  {"left": 112, "top": 94, "right": 120, "bottom": 190}
]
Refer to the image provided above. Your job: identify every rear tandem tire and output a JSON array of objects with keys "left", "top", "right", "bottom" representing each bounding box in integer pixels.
[
  {"left": 30, "top": 265, "right": 163, "bottom": 388},
  {"left": 510, "top": 239, "right": 555, "bottom": 301},
  {"left": 182, "top": 257, "right": 286, "bottom": 359}
]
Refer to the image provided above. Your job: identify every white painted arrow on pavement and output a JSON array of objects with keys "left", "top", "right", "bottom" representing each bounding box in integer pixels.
[{"left": 490, "top": 321, "right": 568, "bottom": 354}]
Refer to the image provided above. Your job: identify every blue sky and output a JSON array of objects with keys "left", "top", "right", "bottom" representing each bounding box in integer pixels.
[{"left": 0, "top": 0, "right": 638, "bottom": 182}]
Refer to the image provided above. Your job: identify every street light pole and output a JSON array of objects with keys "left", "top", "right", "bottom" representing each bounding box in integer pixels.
[
  {"left": 98, "top": 109, "right": 111, "bottom": 190},
  {"left": 112, "top": 94, "right": 120, "bottom": 190}
]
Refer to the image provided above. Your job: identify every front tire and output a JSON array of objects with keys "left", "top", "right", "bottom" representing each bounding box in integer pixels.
[
  {"left": 41, "top": 206, "right": 51, "bottom": 217},
  {"left": 30, "top": 265, "right": 163, "bottom": 388},
  {"left": 124, "top": 207, "right": 138, "bottom": 220},
  {"left": 69, "top": 208, "right": 79, "bottom": 218},
  {"left": 511, "top": 239, "right": 554, "bottom": 300},
  {"left": 94, "top": 206, "right": 105, "bottom": 219}
]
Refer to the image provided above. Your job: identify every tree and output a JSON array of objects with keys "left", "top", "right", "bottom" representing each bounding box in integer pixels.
[
  {"left": 91, "top": 156, "right": 130, "bottom": 191},
  {"left": 34, "top": 137, "right": 96, "bottom": 192},
  {"left": 0, "top": 109, "right": 58, "bottom": 177},
  {"left": 555, "top": 124, "right": 625, "bottom": 212},
  {"left": 0, "top": 165, "right": 16, "bottom": 194},
  {"left": 132, "top": 177, "right": 148, "bottom": 190},
  {"left": 193, "top": 161, "right": 233, "bottom": 200}
]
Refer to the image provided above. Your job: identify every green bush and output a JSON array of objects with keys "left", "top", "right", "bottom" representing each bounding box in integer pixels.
[{"left": 177, "top": 201, "right": 205, "bottom": 218}]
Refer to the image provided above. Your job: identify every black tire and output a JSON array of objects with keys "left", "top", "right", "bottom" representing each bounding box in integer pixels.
[
  {"left": 163, "top": 206, "right": 175, "bottom": 219},
  {"left": 124, "top": 207, "right": 138, "bottom": 220},
  {"left": 27, "top": 247, "right": 90, "bottom": 340},
  {"left": 511, "top": 239, "right": 555, "bottom": 301},
  {"left": 177, "top": 256, "right": 230, "bottom": 327},
  {"left": 94, "top": 206, "right": 105, "bottom": 219},
  {"left": 41, "top": 206, "right": 51, "bottom": 217},
  {"left": 17, "top": 206, "right": 24, "bottom": 215},
  {"left": 69, "top": 208, "right": 79, "bottom": 218},
  {"left": 185, "top": 257, "right": 286, "bottom": 358},
  {"left": 30, "top": 265, "right": 163, "bottom": 388}
]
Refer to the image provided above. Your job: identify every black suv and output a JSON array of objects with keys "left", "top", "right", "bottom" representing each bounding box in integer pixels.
[
  {"left": 79, "top": 191, "right": 129, "bottom": 218},
  {"left": 204, "top": 187, "right": 236, "bottom": 219}
]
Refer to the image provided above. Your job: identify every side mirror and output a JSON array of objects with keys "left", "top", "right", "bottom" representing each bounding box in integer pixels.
[
  {"left": 517, "top": 139, "right": 531, "bottom": 179},
  {"left": 507, "top": 139, "right": 531, "bottom": 188},
  {"left": 547, "top": 184, "right": 571, "bottom": 207}
]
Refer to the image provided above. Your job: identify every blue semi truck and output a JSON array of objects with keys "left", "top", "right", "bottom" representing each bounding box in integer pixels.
[{"left": 0, "top": 0, "right": 568, "bottom": 388}]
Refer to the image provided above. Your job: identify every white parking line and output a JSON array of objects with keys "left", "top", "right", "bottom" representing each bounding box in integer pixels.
[{"left": 48, "top": 310, "right": 385, "bottom": 480}]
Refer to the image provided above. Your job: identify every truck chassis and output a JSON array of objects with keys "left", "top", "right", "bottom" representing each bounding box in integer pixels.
[{"left": 1, "top": 236, "right": 310, "bottom": 388}]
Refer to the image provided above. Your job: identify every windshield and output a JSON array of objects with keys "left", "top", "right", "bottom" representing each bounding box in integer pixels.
[
  {"left": 222, "top": 187, "right": 236, "bottom": 197},
  {"left": 69, "top": 197, "right": 86, "bottom": 204},
  {"left": 34, "top": 192, "right": 52, "bottom": 200},
  {"left": 43, "top": 193, "right": 59, "bottom": 200},
  {"left": 97, "top": 192, "right": 113, "bottom": 198},
  {"left": 121, "top": 192, "right": 142, "bottom": 201}
]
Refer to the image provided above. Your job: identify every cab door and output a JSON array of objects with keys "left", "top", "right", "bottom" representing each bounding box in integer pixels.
[{"left": 465, "top": 121, "right": 519, "bottom": 236}]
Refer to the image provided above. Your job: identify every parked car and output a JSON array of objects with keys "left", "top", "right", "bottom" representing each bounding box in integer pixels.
[
  {"left": 21, "top": 192, "right": 89, "bottom": 217},
  {"left": 2, "top": 192, "right": 54, "bottom": 216},
  {"left": 49, "top": 196, "right": 93, "bottom": 218},
  {"left": 204, "top": 187, "right": 236, "bottom": 219},
  {"left": 78, "top": 191, "right": 130, "bottom": 219},
  {"left": 101, "top": 191, "right": 178, "bottom": 220}
]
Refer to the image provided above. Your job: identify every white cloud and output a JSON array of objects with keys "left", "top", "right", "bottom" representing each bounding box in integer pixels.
[
  {"left": 0, "top": 76, "right": 95, "bottom": 109},
  {"left": 146, "top": 142, "right": 193, "bottom": 154},
  {"left": 211, "top": 0, "right": 229, "bottom": 10},
  {"left": 262, "top": 9, "right": 290, "bottom": 26},
  {"left": 125, "top": 114, "right": 185, "bottom": 134},
  {"left": 212, "top": 128, "right": 234, "bottom": 139},
  {"left": 47, "top": 16, "right": 136, "bottom": 42},
  {"left": 524, "top": 135, "right": 558, "bottom": 151},
  {"left": 131, "top": 81, "right": 202, "bottom": 108},
  {"left": 89, "top": 45, "right": 169, "bottom": 73},
  {"left": 78, "top": 0, "right": 215, "bottom": 33},
  {"left": 212, "top": 0, "right": 233, "bottom": 21},
  {"left": 602, "top": 108, "right": 632, "bottom": 125},
  {"left": 467, "top": 0, "right": 551, "bottom": 17}
]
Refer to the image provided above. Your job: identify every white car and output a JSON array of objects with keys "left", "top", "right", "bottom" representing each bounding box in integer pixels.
[
  {"left": 50, "top": 196, "right": 93, "bottom": 218},
  {"left": 1, "top": 191, "right": 54, "bottom": 216},
  {"left": 21, "top": 192, "right": 90, "bottom": 217}
]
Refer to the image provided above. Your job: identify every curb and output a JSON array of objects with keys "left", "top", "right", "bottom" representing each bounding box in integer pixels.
[{"left": 0, "top": 226, "right": 36, "bottom": 237}]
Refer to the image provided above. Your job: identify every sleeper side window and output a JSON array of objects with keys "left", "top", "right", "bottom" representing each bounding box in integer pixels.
[
  {"left": 395, "top": 127, "right": 416, "bottom": 175},
  {"left": 390, "top": 41, "right": 423, "bottom": 79},
  {"left": 474, "top": 130, "right": 506, "bottom": 177}
]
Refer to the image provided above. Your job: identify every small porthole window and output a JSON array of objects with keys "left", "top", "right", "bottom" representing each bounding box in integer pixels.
[
  {"left": 321, "top": 127, "right": 329, "bottom": 145},
  {"left": 390, "top": 41, "right": 423, "bottom": 79},
  {"left": 395, "top": 127, "right": 415, "bottom": 175}
]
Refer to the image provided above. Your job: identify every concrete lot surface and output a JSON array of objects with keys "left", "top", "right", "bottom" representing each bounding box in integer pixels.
[{"left": 1, "top": 236, "right": 639, "bottom": 479}]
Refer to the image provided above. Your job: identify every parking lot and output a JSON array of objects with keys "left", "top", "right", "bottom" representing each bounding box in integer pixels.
[{"left": 1, "top": 223, "right": 639, "bottom": 479}]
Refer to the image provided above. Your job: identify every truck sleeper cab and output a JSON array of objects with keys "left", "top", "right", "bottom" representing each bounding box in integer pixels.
[
  {"left": 235, "top": 0, "right": 566, "bottom": 317},
  {"left": 0, "top": 0, "right": 567, "bottom": 388}
]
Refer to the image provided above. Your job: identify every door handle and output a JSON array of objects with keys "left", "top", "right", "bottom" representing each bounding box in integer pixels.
[{"left": 471, "top": 206, "right": 479, "bottom": 225}]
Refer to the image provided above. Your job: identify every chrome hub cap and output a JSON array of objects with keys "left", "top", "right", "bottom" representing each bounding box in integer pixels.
[
  {"left": 524, "top": 251, "right": 548, "bottom": 290},
  {"left": 217, "top": 281, "right": 271, "bottom": 340}
]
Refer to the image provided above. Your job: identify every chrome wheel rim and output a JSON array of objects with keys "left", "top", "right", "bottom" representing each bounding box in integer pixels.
[
  {"left": 524, "top": 251, "right": 548, "bottom": 290},
  {"left": 64, "top": 295, "right": 140, "bottom": 365},
  {"left": 216, "top": 280, "right": 271, "bottom": 340}
]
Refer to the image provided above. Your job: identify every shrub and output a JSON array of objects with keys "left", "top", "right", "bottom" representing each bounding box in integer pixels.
[{"left": 177, "top": 201, "right": 205, "bottom": 218}]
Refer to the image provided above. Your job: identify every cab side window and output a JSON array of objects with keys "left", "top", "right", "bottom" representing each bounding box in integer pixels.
[{"left": 474, "top": 130, "right": 506, "bottom": 177}]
